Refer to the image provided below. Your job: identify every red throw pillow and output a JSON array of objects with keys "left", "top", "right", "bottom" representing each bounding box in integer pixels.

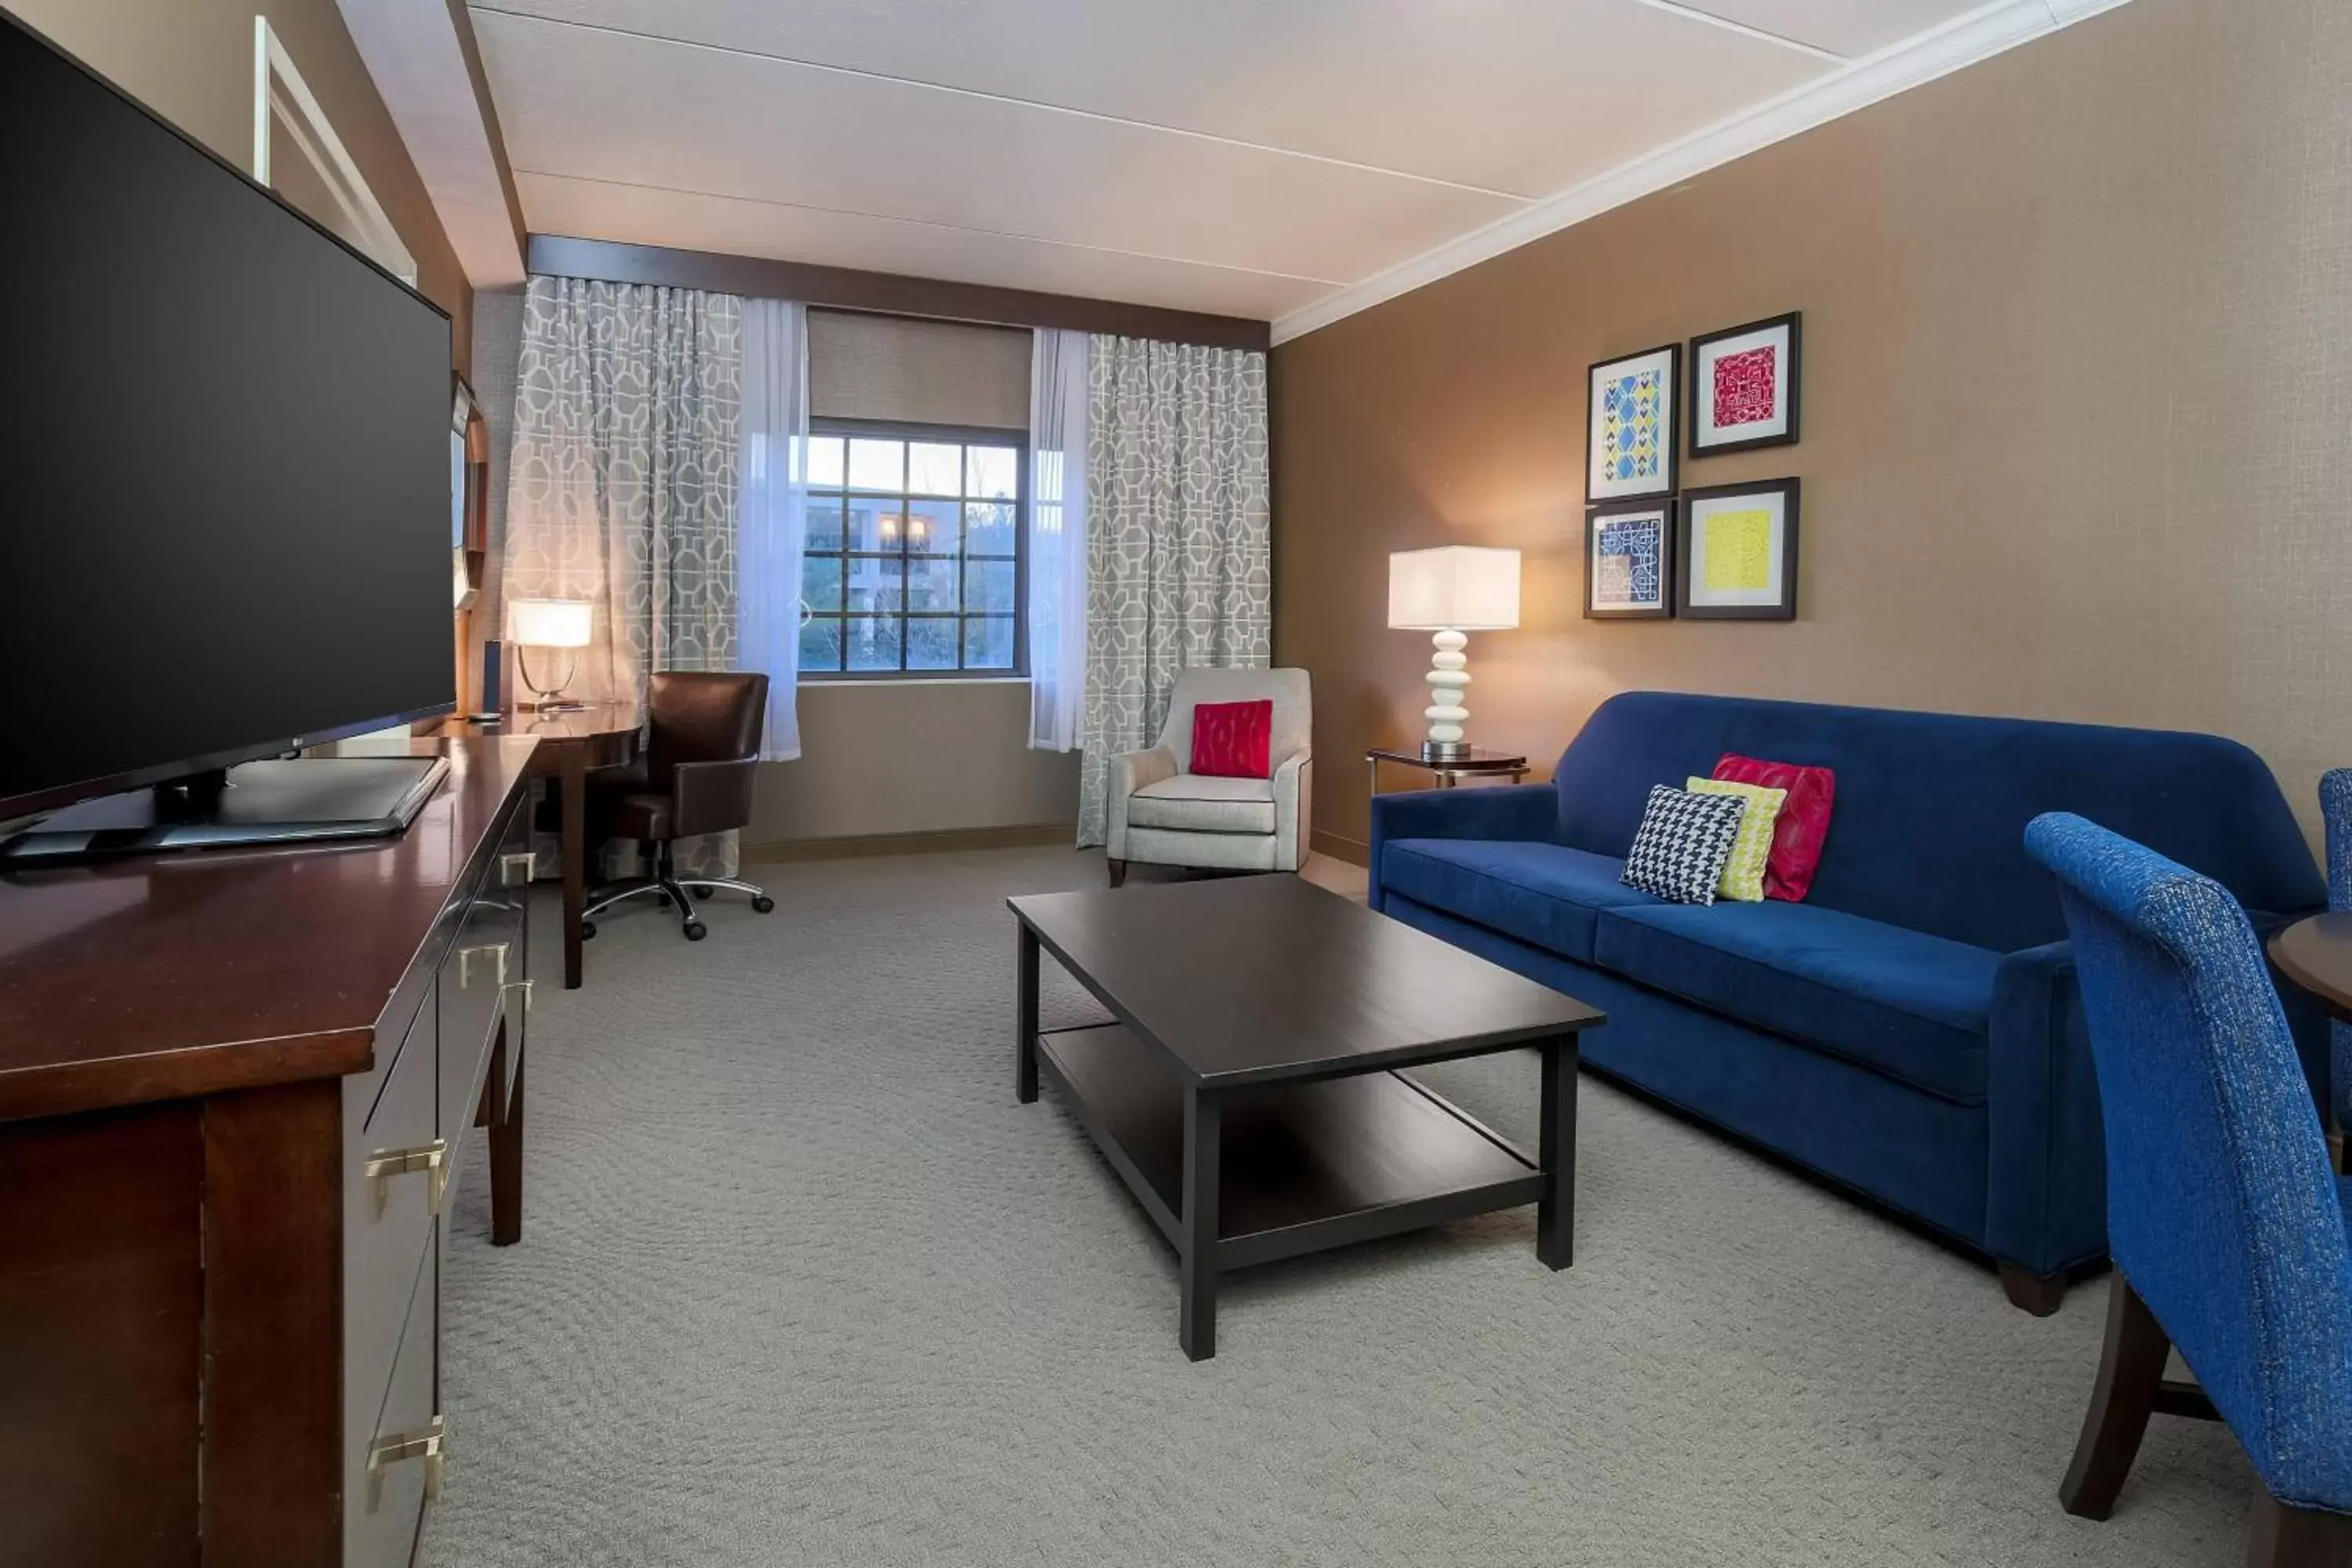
[
  {"left": 1712, "top": 753, "right": 1836, "bottom": 902},
  {"left": 1191, "top": 699, "right": 1274, "bottom": 779}
]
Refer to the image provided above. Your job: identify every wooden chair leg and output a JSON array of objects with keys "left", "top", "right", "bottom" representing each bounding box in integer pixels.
[
  {"left": 2249, "top": 1491, "right": 2352, "bottom": 1568},
  {"left": 2000, "top": 1261, "right": 2068, "bottom": 1316},
  {"left": 2061, "top": 1272, "right": 2172, "bottom": 1519},
  {"left": 1108, "top": 858, "right": 1127, "bottom": 888}
]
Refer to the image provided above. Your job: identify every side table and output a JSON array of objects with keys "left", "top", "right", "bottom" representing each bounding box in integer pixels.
[{"left": 1366, "top": 746, "right": 1532, "bottom": 797}]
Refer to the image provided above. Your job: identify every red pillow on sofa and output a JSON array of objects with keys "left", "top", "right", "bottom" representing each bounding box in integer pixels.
[
  {"left": 1192, "top": 699, "right": 1274, "bottom": 779},
  {"left": 1712, "top": 753, "right": 1836, "bottom": 902}
]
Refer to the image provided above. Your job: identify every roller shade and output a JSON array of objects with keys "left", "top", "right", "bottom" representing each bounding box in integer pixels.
[{"left": 808, "top": 308, "right": 1032, "bottom": 430}]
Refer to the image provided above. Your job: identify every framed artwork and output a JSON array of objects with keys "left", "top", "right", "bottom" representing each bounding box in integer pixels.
[
  {"left": 1584, "top": 500, "right": 1675, "bottom": 619},
  {"left": 1690, "top": 312, "right": 1800, "bottom": 456},
  {"left": 1587, "top": 343, "right": 1679, "bottom": 501},
  {"left": 1678, "top": 478, "right": 1799, "bottom": 620}
]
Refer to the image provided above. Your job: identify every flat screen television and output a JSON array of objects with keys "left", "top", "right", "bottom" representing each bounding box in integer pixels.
[{"left": 0, "top": 13, "right": 456, "bottom": 830}]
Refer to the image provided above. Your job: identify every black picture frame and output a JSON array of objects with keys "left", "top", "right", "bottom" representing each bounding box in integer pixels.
[
  {"left": 1584, "top": 500, "right": 1675, "bottom": 620},
  {"left": 1677, "top": 478, "right": 1800, "bottom": 621},
  {"left": 1585, "top": 342, "right": 1681, "bottom": 503},
  {"left": 1688, "top": 312, "right": 1802, "bottom": 458}
]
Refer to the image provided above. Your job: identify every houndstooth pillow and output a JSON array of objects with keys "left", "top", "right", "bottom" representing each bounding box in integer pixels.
[{"left": 1621, "top": 785, "right": 1749, "bottom": 906}]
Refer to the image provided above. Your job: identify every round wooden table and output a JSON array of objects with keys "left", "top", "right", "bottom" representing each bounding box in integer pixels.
[{"left": 2269, "top": 912, "right": 2352, "bottom": 1025}]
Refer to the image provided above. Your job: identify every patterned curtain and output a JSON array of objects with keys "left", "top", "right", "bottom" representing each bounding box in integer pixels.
[
  {"left": 1076, "top": 336, "right": 1272, "bottom": 846},
  {"left": 501, "top": 274, "right": 745, "bottom": 874}
]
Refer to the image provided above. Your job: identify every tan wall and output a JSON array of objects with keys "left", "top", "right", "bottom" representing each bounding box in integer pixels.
[
  {"left": 9, "top": 0, "right": 472, "bottom": 374},
  {"left": 747, "top": 681, "right": 1080, "bottom": 846},
  {"left": 1272, "top": 0, "right": 2352, "bottom": 862}
]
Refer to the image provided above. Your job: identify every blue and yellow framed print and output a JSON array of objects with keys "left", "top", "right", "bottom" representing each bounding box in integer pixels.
[{"left": 1587, "top": 342, "right": 1680, "bottom": 503}]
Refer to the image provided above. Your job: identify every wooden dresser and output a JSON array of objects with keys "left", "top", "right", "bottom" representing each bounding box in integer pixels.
[{"left": 0, "top": 736, "right": 539, "bottom": 1568}]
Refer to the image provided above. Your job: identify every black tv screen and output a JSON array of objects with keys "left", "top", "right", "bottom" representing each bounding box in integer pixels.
[{"left": 0, "top": 15, "right": 456, "bottom": 821}]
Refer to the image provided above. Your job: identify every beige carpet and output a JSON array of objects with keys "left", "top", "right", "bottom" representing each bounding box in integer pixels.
[{"left": 422, "top": 847, "right": 2256, "bottom": 1568}]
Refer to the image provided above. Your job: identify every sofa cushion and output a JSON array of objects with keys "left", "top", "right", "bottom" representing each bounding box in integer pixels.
[
  {"left": 1127, "top": 773, "right": 1276, "bottom": 834},
  {"left": 1381, "top": 839, "right": 1659, "bottom": 963},
  {"left": 1594, "top": 901, "right": 2004, "bottom": 1105}
]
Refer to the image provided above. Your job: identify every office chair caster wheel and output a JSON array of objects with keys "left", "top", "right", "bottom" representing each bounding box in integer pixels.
[
  {"left": 684, "top": 920, "right": 708, "bottom": 942},
  {"left": 581, "top": 920, "right": 597, "bottom": 940},
  {"left": 752, "top": 895, "right": 775, "bottom": 913}
]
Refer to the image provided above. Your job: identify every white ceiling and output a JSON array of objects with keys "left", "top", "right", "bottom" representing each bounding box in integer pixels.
[{"left": 463, "top": 0, "right": 2128, "bottom": 335}]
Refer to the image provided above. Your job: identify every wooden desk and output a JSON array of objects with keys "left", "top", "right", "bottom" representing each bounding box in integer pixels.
[
  {"left": 431, "top": 702, "right": 640, "bottom": 989},
  {"left": 0, "top": 736, "right": 537, "bottom": 1567}
]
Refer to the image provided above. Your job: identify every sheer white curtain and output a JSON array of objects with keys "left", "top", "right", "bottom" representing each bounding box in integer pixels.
[
  {"left": 738, "top": 299, "right": 810, "bottom": 760},
  {"left": 1027, "top": 328, "right": 1090, "bottom": 751}
]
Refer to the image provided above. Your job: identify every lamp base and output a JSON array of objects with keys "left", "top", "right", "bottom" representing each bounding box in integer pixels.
[
  {"left": 522, "top": 698, "right": 587, "bottom": 713},
  {"left": 1420, "top": 740, "right": 1472, "bottom": 763}
]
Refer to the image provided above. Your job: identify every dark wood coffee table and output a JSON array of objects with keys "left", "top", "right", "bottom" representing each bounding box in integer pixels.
[{"left": 1008, "top": 875, "right": 1605, "bottom": 1360}]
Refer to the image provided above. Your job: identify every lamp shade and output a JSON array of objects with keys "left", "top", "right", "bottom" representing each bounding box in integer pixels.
[
  {"left": 1388, "top": 546, "right": 1521, "bottom": 631},
  {"left": 507, "top": 597, "right": 593, "bottom": 648}
]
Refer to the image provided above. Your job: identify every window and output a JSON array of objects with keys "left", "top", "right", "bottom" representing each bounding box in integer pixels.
[{"left": 798, "top": 423, "right": 1024, "bottom": 677}]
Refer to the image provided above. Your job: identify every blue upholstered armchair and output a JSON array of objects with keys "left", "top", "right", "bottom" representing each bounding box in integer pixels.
[
  {"left": 2321, "top": 768, "right": 2352, "bottom": 1147},
  {"left": 2025, "top": 814, "right": 2352, "bottom": 1565}
]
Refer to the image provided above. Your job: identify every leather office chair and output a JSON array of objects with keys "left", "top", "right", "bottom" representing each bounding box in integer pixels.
[{"left": 580, "top": 671, "right": 775, "bottom": 943}]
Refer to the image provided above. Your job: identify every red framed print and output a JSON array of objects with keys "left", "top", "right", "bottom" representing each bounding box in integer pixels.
[{"left": 1690, "top": 313, "right": 1800, "bottom": 457}]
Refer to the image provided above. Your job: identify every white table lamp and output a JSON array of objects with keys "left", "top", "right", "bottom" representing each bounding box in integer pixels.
[
  {"left": 1388, "top": 546, "right": 1520, "bottom": 761},
  {"left": 507, "top": 597, "right": 593, "bottom": 712}
]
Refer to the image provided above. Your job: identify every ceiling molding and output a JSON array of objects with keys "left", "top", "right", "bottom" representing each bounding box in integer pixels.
[{"left": 1270, "top": 0, "right": 2137, "bottom": 346}]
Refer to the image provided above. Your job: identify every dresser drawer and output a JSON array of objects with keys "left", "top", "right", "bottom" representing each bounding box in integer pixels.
[
  {"left": 347, "top": 1235, "right": 440, "bottom": 1568},
  {"left": 437, "top": 828, "right": 529, "bottom": 1174},
  {"left": 346, "top": 994, "right": 438, "bottom": 1459}
]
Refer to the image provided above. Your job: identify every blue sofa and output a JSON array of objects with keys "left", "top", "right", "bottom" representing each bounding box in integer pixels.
[{"left": 1370, "top": 691, "right": 2327, "bottom": 1312}]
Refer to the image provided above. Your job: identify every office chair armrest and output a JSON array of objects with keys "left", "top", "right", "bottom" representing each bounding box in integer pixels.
[{"left": 669, "top": 756, "right": 759, "bottom": 839}]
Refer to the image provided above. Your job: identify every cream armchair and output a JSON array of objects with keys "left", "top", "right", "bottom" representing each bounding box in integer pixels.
[{"left": 1105, "top": 667, "right": 1312, "bottom": 886}]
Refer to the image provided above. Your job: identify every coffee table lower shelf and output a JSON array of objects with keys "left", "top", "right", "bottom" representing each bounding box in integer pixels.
[{"left": 1035, "top": 1022, "right": 1549, "bottom": 1316}]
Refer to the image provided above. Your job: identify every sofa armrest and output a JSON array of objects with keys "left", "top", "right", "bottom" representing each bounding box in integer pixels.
[
  {"left": 1105, "top": 745, "right": 1178, "bottom": 858},
  {"left": 1368, "top": 782, "right": 1555, "bottom": 913},
  {"left": 1273, "top": 748, "right": 1312, "bottom": 871},
  {"left": 1984, "top": 938, "right": 2108, "bottom": 1279}
]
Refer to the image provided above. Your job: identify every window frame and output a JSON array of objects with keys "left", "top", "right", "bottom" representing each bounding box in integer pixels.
[{"left": 798, "top": 416, "right": 1029, "bottom": 682}]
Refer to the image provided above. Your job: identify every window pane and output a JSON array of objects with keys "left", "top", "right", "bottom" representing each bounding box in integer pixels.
[
  {"left": 800, "top": 554, "right": 843, "bottom": 612},
  {"left": 906, "top": 617, "right": 959, "bottom": 671},
  {"left": 964, "top": 558, "right": 1016, "bottom": 615},
  {"left": 907, "top": 557, "right": 959, "bottom": 613},
  {"left": 907, "top": 442, "right": 962, "bottom": 497},
  {"left": 806, "top": 435, "right": 845, "bottom": 488},
  {"left": 847, "top": 437, "right": 904, "bottom": 491},
  {"left": 903, "top": 498, "right": 958, "bottom": 555},
  {"left": 845, "top": 614, "right": 902, "bottom": 672},
  {"left": 967, "top": 445, "right": 1018, "bottom": 499},
  {"left": 798, "top": 615, "right": 842, "bottom": 673},
  {"left": 846, "top": 556, "right": 904, "bottom": 615},
  {"left": 846, "top": 496, "right": 902, "bottom": 553},
  {"left": 805, "top": 495, "right": 845, "bottom": 552},
  {"left": 965, "top": 501, "right": 1017, "bottom": 554},
  {"left": 963, "top": 615, "right": 1014, "bottom": 670}
]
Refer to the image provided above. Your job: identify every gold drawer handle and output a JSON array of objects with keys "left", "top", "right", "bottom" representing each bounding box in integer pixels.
[
  {"left": 505, "top": 978, "right": 535, "bottom": 1018},
  {"left": 366, "top": 1414, "right": 445, "bottom": 1512},
  {"left": 500, "top": 851, "right": 535, "bottom": 887},
  {"left": 365, "top": 1138, "right": 448, "bottom": 1218},
  {"left": 459, "top": 942, "right": 509, "bottom": 991}
]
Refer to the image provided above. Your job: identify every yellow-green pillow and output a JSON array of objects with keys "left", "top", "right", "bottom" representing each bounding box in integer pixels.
[{"left": 1685, "top": 776, "right": 1788, "bottom": 903}]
